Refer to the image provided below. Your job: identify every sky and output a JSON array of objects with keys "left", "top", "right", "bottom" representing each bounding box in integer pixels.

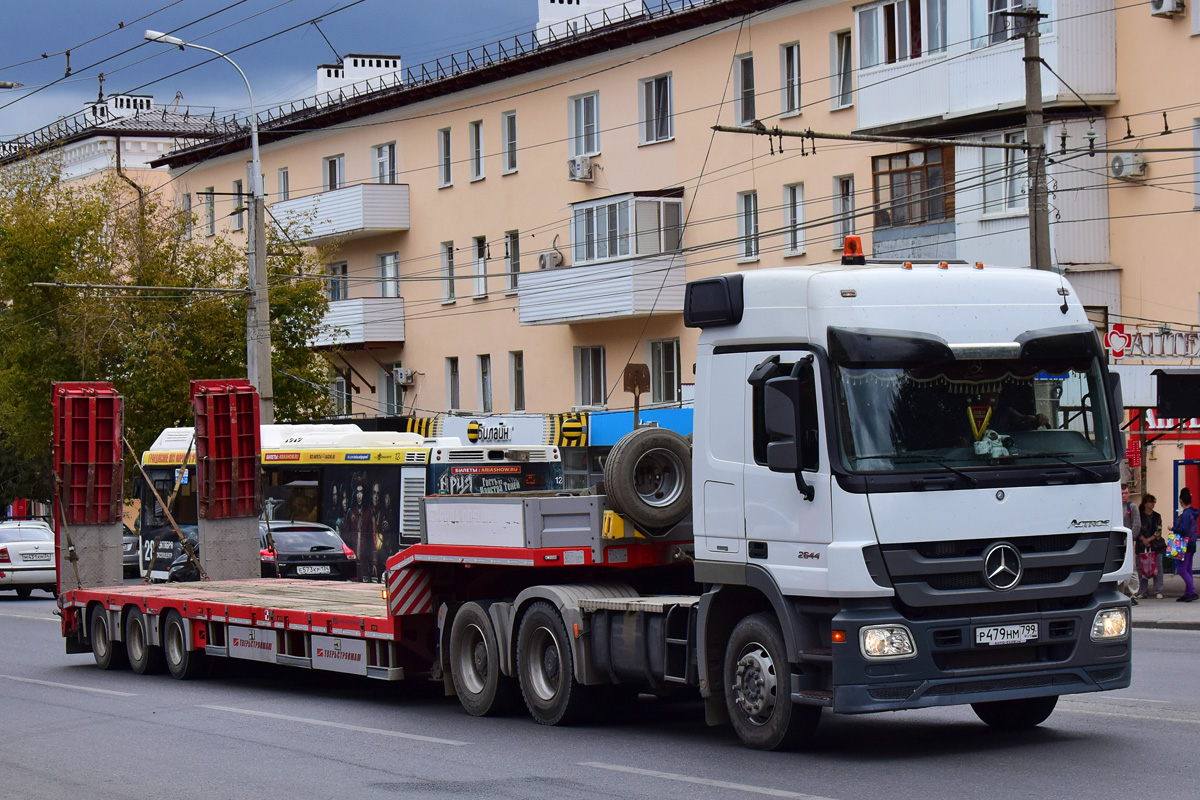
[{"left": 0, "top": 1, "right": 541, "bottom": 138}]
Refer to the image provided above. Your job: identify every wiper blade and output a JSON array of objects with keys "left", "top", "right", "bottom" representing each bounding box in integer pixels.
[
  {"left": 856, "top": 453, "right": 979, "bottom": 488},
  {"left": 1030, "top": 452, "right": 1103, "bottom": 481}
]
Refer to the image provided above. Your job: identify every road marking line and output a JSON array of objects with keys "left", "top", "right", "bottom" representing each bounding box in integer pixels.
[
  {"left": 0, "top": 612, "right": 58, "bottom": 622},
  {"left": 198, "top": 705, "right": 469, "bottom": 746},
  {"left": 0, "top": 675, "right": 137, "bottom": 697},
  {"left": 1057, "top": 706, "right": 1199, "bottom": 725},
  {"left": 580, "top": 762, "right": 838, "bottom": 800}
]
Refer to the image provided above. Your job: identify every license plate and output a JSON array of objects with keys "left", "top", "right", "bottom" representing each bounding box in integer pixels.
[
  {"left": 23, "top": 553, "right": 52, "bottom": 562},
  {"left": 975, "top": 623, "right": 1038, "bottom": 646},
  {"left": 295, "top": 565, "right": 331, "bottom": 575}
]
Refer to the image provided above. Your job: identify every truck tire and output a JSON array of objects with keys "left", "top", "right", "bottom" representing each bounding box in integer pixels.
[
  {"left": 971, "top": 695, "right": 1058, "bottom": 730},
  {"left": 450, "top": 602, "right": 520, "bottom": 717},
  {"left": 90, "top": 606, "right": 128, "bottom": 671},
  {"left": 517, "top": 601, "right": 591, "bottom": 725},
  {"left": 603, "top": 427, "right": 692, "bottom": 529},
  {"left": 723, "top": 612, "right": 821, "bottom": 751},
  {"left": 124, "top": 607, "right": 165, "bottom": 675},
  {"left": 162, "top": 610, "right": 208, "bottom": 680},
  {"left": 15, "top": 587, "right": 32, "bottom": 599}
]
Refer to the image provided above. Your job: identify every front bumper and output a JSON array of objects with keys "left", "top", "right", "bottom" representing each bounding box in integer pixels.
[{"left": 829, "top": 588, "right": 1131, "bottom": 713}]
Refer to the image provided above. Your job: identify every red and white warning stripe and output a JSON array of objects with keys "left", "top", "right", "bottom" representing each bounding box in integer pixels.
[{"left": 387, "top": 565, "right": 432, "bottom": 616}]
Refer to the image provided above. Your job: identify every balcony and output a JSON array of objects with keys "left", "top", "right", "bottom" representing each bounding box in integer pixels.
[
  {"left": 517, "top": 256, "right": 685, "bottom": 326},
  {"left": 271, "top": 183, "right": 410, "bottom": 243},
  {"left": 312, "top": 297, "right": 405, "bottom": 348}
]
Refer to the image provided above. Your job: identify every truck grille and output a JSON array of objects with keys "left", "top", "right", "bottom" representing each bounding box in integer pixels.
[{"left": 879, "top": 532, "right": 1115, "bottom": 608}]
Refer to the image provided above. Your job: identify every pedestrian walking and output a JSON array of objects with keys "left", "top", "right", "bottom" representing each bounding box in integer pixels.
[
  {"left": 1122, "top": 485, "right": 1142, "bottom": 605},
  {"left": 1137, "top": 494, "right": 1165, "bottom": 599},
  {"left": 1170, "top": 487, "right": 1198, "bottom": 603}
]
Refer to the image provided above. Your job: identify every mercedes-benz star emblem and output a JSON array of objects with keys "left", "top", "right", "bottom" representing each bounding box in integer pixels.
[{"left": 982, "top": 542, "right": 1023, "bottom": 591}]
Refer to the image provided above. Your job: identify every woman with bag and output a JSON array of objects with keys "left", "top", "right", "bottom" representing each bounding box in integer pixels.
[
  {"left": 1168, "top": 488, "right": 1199, "bottom": 603},
  {"left": 1137, "top": 494, "right": 1165, "bottom": 599}
]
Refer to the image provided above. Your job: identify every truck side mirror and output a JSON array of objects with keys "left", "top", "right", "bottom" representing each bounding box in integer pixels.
[
  {"left": 763, "top": 357, "right": 816, "bottom": 501},
  {"left": 1106, "top": 371, "right": 1124, "bottom": 454}
]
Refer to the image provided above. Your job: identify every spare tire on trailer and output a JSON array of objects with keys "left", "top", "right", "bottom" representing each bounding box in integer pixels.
[{"left": 603, "top": 426, "right": 692, "bottom": 529}]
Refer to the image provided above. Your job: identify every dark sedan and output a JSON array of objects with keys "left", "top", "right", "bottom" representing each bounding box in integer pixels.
[{"left": 261, "top": 521, "right": 357, "bottom": 580}]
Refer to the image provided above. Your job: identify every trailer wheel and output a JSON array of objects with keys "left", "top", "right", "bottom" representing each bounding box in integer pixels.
[
  {"left": 971, "top": 695, "right": 1058, "bottom": 730},
  {"left": 517, "top": 602, "right": 591, "bottom": 725},
  {"left": 90, "top": 605, "right": 128, "bottom": 671},
  {"left": 450, "top": 602, "right": 520, "bottom": 717},
  {"left": 723, "top": 613, "right": 820, "bottom": 751},
  {"left": 162, "top": 610, "right": 208, "bottom": 680},
  {"left": 603, "top": 427, "right": 692, "bottom": 529},
  {"left": 124, "top": 607, "right": 165, "bottom": 675}
]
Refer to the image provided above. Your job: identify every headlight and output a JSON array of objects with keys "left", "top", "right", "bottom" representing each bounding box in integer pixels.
[
  {"left": 860, "top": 625, "right": 916, "bottom": 659},
  {"left": 1091, "top": 608, "right": 1128, "bottom": 641}
]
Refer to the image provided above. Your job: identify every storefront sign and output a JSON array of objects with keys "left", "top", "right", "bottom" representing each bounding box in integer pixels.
[{"left": 1105, "top": 323, "right": 1200, "bottom": 360}]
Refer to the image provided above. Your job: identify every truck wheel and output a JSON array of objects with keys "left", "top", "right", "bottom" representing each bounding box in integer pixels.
[
  {"left": 162, "top": 610, "right": 208, "bottom": 680},
  {"left": 971, "top": 695, "right": 1058, "bottom": 730},
  {"left": 124, "top": 607, "right": 165, "bottom": 675},
  {"left": 517, "top": 602, "right": 590, "bottom": 725},
  {"left": 603, "top": 427, "right": 692, "bottom": 529},
  {"left": 724, "top": 613, "right": 820, "bottom": 751},
  {"left": 450, "top": 602, "right": 520, "bottom": 717},
  {"left": 90, "top": 606, "right": 128, "bottom": 670}
]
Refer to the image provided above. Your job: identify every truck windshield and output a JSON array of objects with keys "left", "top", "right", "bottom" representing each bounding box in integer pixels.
[{"left": 833, "top": 356, "right": 1115, "bottom": 472}]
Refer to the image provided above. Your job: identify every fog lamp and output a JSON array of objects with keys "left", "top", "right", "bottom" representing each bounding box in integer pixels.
[
  {"left": 860, "top": 625, "right": 916, "bottom": 659},
  {"left": 1091, "top": 608, "right": 1128, "bottom": 641}
]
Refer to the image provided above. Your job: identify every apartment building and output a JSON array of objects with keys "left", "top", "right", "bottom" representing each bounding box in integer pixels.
[{"left": 157, "top": 0, "right": 1158, "bottom": 440}]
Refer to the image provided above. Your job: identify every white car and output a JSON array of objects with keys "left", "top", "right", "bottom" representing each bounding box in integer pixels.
[{"left": 0, "top": 520, "right": 57, "bottom": 598}]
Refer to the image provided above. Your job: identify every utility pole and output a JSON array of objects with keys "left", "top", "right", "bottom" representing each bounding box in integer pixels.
[
  {"left": 1016, "top": 1, "right": 1053, "bottom": 272},
  {"left": 246, "top": 161, "right": 275, "bottom": 423}
]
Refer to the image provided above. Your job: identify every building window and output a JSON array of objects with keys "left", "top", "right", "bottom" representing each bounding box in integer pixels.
[
  {"left": 438, "top": 128, "right": 452, "bottom": 187},
  {"left": 204, "top": 188, "right": 215, "bottom": 236},
  {"left": 373, "top": 143, "right": 396, "bottom": 184},
  {"left": 781, "top": 43, "right": 801, "bottom": 116},
  {"left": 982, "top": 131, "right": 1028, "bottom": 213},
  {"left": 651, "top": 339, "right": 681, "bottom": 404},
  {"left": 510, "top": 351, "right": 525, "bottom": 412},
  {"left": 277, "top": 167, "right": 289, "bottom": 201},
  {"left": 833, "top": 31, "right": 853, "bottom": 109},
  {"left": 570, "top": 91, "right": 600, "bottom": 157},
  {"left": 447, "top": 357, "right": 460, "bottom": 411},
  {"left": 859, "top": 1, "right": 923, "bottom": 68},
  {"left": 971, "top": 0, "right": 1052, "bottom": 49},
  {"left": 927, "top": 0, "right": 948, "bottom": 53},
  {"left": 640, "top": 74, "right": 673, "bottom": 144},
  {"left": 180, "top": 193, "right": 193, "bottom": 239},
  {"left": 332, "top": 375, "right": 349, "bottom": 416},
  {"left": 379, "top": 252, "right": 399, "bottom": 298},
  {"left": 441, "top": 242, "right": 456, "bottom": 302},
  {"left": 327, "top": 262, "right": 348, "bottom": 301},
  {"left": 576, "top": 346, "right": 606, "bottom": 408},
  {"left": 324, "top": 154, "right": 345, "bottom": 191},
  {"left": 735, "top": 54, "right": 755, "bottom": 124},
  {"left": 784, "top": 183, "right": 806, "bottom": 256},
  {"left": 469, "top": 121, "right": 484, "bottom": 181},
  {"left": 872, "top": 146, "right": 954, "bottom": 227},
  {"left": 737, "top": 190, "right": 759, "bottom": 262},
  {"left": 502, "top": 111, "right": 518, "bottom": 173},
  {"left": 571, "top": 195, "right": 683, "bottom": 266},
  {"left": 381, "top": 362, "right": 402, "bottom": 416},
  {"left": 479, "top": 354, "right": 492, "bottom": 413},
  {"left": 232, "top": 179, "right": 244, "bottom": 231},
  {"left": 473, "top": 235, "right": 488, "bottom": 298},
  {"left": 505, "top": 230, "right": 521, "bottom": 293},
  {"left": 833, "top": 176, "right": 856, "bottom": 246}
]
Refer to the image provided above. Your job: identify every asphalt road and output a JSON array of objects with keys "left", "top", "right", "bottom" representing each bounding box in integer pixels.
[{"left": 1, "top": 591, "right": 1196, "bottom": 800}]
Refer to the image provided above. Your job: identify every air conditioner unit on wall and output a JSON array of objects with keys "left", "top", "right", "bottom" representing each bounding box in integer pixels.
[
  {"left": 567, "top": 154, "right": 594, "bottom": 182},
  {"left": 1110, "top": 151, "right": 1147, "bottom": 181},
  {"left": 393, "top": 367, "right": 415, "bottom": 386},
  {"left": 1150, "top": 0, "right": 1184, "bottom": 17},
  {"left": 538, "top": 251, "right": 564, "bottom": 270}
]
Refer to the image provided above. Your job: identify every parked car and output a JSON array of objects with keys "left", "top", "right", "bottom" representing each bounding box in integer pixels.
[
  {"left": 166, "top": 521, "right": 356, "bottom": 582},
  {"left": 122, "top": 524, "right": 139, "bottom": 578},
  {"left": 0, "top": 520, "right": 57, "bottom": 598}
]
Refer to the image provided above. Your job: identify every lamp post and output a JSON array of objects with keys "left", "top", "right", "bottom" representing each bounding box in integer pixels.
[
  {"left": 0, "top": 81, "right": 25, "bottom": 89},
  {"left": 145, "top": 30, "right": 275, "bottom": 422}
]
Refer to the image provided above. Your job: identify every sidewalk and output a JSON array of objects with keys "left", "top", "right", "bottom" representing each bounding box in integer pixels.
[{"left": 1129, "top": 570, "right": 1200, "bottom": 631}]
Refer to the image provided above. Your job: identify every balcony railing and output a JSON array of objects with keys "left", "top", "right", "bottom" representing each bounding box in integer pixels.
[
  {"left": 312, "top": 297, "right": 405, "bottom": 348},
  {"left": 272, "top": 183, "right": 410, "bottom": 243},
  {"left": 517, "top": 255, "right": 685, "bottom": 325}
]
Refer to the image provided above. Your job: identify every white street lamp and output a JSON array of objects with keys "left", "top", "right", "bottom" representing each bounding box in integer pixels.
[{"left": 144, "top": 29, "right": 274, "bottom": 422}]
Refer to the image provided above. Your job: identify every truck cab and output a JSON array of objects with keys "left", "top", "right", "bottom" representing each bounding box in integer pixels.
[{"left": 686, "top": 248, "right": 1130, "bottom": 745}]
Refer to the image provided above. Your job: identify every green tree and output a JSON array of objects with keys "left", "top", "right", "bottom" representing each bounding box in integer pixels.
[{"left": 0, "top": 158, "right": 333, "bottom": 503}]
